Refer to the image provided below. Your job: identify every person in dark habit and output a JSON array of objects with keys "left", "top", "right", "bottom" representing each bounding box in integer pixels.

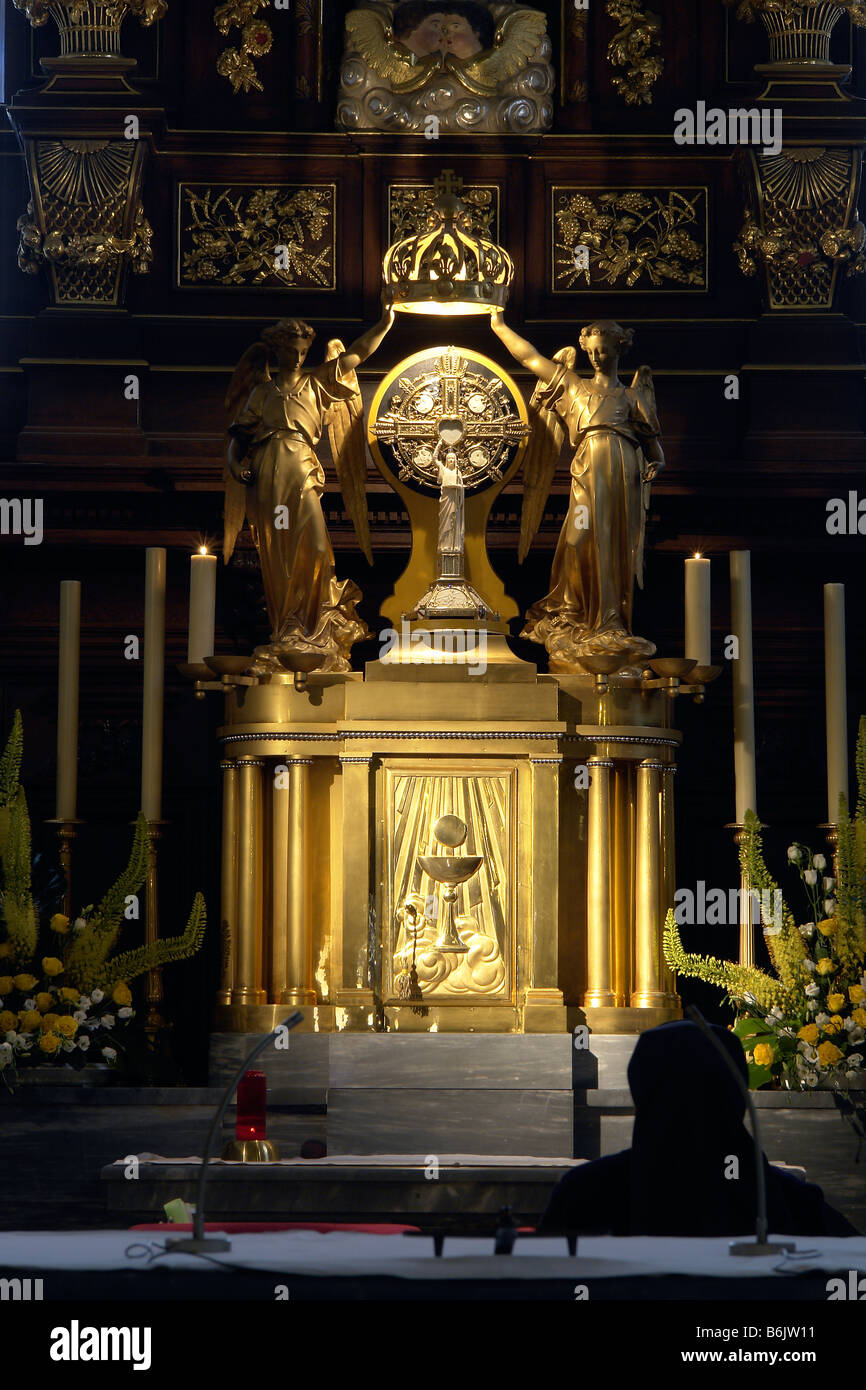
[{"left": 538, "top": 1020, "right": 859, "bottom": 1237}]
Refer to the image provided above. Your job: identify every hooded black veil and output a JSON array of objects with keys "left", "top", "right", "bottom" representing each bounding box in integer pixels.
[{"left": 538, "top": 1021, "right": 858, "bottom": 1237}]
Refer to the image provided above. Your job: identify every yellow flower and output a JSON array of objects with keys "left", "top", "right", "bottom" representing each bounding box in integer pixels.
[
  {"left": 797, "top": 1023, "right": 819, "bottom": 1044},
  {"left": 827, "top": 993, "right": 846, "bottom": 1013},
  {"left": 816, "top": 1040, "right": 843, "bottom": 1066},
  {"left": 41, "top": 958, "right": 64, "bottom": 978},
  {"left": 19, "top": 1009, "right": 42, "bottom": 1033},
  {"left": 850, "top": 984, "right": 865, "bottom": 1004},
  {"left": 816, "top": 958, "right": 837, "bottom": 975},
  {"left": 59, "top": 987, "right": 79, "bottom": 1004},
  {"left": 49, "top": 913, "right": 70, "bottom": 934},
  {"left": 853, "top": 1007, "right": 866, "bottom": 1027},
  {"left": 55, "top": 1015, "right": 77, "bottom": 1038},
  {"left": 13, "top": 974, "right": 38, "bottom": 991},
  {"left": 0, "top": 977, "right": 13, "bottom": 995},
  {"left": 753, "top": 1042, "right": 775, "bottom": 1067},
  {"left": 823, "top": 1020, "right": 841, "bottom": 1035},
  {"left": 42, "top": 1013, "right": 60, "bottom": 1032},
  {"left": 38, "top": 1033, "right": 61, "bottom": 1055},
  {"left": 0, "top": 943, "right": 11, "bottom": 959},
  {"left": 112, "top": 982, "right": 132, "bottom": 1007},
  {"left": 817, "top": 918, "right": 836, "bottom": 935},
  {"left": 0, "top": 1010, "right": 18, "bottom": 1033},
  {"left": 35, "top": 992, "right": 54, "bottom": 1012}
]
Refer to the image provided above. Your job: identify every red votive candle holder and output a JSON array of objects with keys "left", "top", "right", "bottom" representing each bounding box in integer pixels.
[{"left": 236, "top": 1069, "right": 268, "bottom": 1141}]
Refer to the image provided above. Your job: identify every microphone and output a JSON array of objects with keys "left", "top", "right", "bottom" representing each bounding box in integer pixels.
[
  {"left": 686, "top": 1007, "right": 796, "bottom": 1256},
  {"left": 166, "top": 1012, "right": 304, "bottom": 1254}
]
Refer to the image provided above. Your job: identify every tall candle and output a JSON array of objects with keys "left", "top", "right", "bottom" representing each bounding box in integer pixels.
[
  {"left": 187, "top": 549, "right": 216, "bottom": 665},
  {"left": 824, "top": 582, "right": 848, "bottom": 824},
  {"left": 56, "top": 580, "right": 81, "bottom": 822},
  {"left": 142, "top": 548, "right": 166, "bottom": 822},
  {"left": 730, "top": 551, "right": 757, "bottom": 823},
  {"left": 685, "top": 554, "right": 711, "bottom": 666}
]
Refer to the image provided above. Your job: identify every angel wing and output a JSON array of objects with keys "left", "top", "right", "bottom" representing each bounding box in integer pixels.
[
  {"left": 325, "top": 339, "right": 373, "bottom": 565},
  {"left": 344, "top": 9, "right": 434, "bottom": 91},
  {"left": 459, "top": 8, "right": 547, "bottom": 93},
  {"left": 222, "top": 341, "right": 269, "bottom": 565},
  {"left": 630, "top": 364, "right": 656, "bottom": 415},
  {"left": 518, "top": 346, "right": 576, "bottom": 563}
]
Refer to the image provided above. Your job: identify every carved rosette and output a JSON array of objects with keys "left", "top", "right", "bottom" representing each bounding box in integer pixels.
[
  {"left": 734, "top": 147, "right": 865, "bottom": 309},
  {"left": 18, "top": 139, "right": 153, "bottom": 307}
]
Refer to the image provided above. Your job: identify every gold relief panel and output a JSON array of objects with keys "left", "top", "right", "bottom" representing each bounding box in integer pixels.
[
  {"left": 176, "top": 183, "right": 336, "bottom": 290},
  {"left": 382, "top": 765, "right": 516, "bottom": 1003},
  {"left": 551, "top": 186, "right": 708, "bottom": 293},
  {"left": 388, "top": 183, "right": 500, "bottom": 246}
]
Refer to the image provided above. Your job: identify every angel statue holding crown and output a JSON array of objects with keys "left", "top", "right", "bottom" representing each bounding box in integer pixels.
[
  {"left": 490, "top": 312, "right": 664, "bottom": 668},
  {"left": 223, "top": 305, "right": 394, "bottom": 673}
]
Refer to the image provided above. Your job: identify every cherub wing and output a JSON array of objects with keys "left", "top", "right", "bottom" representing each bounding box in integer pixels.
[
  {"left": 460, "top": 8, "right": 547, "bottom": 91},
  {"left": 518, "top": 346, "right": 576, "bottom": 563},
  {"left": 325, "top": 339, "right": 373, "bottom": 565},
  {"left": 344, "top": 8, "right": 432, "bottom": 90},
  {"left": 222, "top": 342, "right": 268, "bottom": 565}
]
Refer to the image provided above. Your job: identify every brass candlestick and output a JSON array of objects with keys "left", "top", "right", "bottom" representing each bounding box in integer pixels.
[
  {"left": 726, "top": 821, "right": 767, "bottom": 967},
  {"left": 45, "top": 817, "right": 84, "bottom": 918},
  {"left": 817, "top": 824, "right": 839, "bottom": 882}
]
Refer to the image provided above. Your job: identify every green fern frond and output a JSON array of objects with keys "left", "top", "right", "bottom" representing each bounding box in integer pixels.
[
  {"left": 100, "top": 893, "right": 207, "bottom": 988},
  {"left": 1, "top": 787, "right": 38, "bottom": 962},
  {"left": 663, "top": 909, "right": 787, "bottom": 1010},
  {"left": 0, "top": 711, "right": 23, "bottom": 808},
  {"left": 856, "top": 715, "right": 866, "bottom": 822},
  {"left": 740, "top": 810, "right": 806, "bottom": 988},
  {"left": 64, "top": 813, "right": 149, "bottom": 986}
]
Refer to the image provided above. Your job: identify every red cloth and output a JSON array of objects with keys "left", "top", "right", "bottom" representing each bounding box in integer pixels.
[{"left": 130, "top": 1222, "right": 421, "bottom": 1234}]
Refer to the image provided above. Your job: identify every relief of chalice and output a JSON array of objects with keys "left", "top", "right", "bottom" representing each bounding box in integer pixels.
[{"left": 417, "top": 814, "right": 482, "bottom": 953}]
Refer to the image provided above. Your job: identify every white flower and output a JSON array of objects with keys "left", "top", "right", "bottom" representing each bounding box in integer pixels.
[
  {"left": 78, "top": 996, "right": 91, "bottom": 1011},
  {"left": 73, "top": 1010, "right": 87, "bottom": 1023},
  {"left": 787, "top": 846, "right": 801, "bottom": 862},
  {"left": 101, "top": 1015, "right": 115, "bottom": 1030},
  {"left": 4, "top": 1030, "right": 16, "bottom": 1044},
  {"left": 769, "top": 1005, "right": 784, "bottom": 1020},
  {"left": 800, "top": 1044, "right": 818, "bottom": 1062},
  {"left": 847, "top": 1053, "right": 862, "bottom": 1067},
  {"left": 0, "top": 1042, "right": 12, "bottom": 1069},
  {"left": 799, "top": 922, "right": 815, "bottom": 939},
  {"left": 849, "top": 1028, "right": 865, "bottom": 1045},
  {"left": 824, "top": 899, "right": 835, "bottom": 916},
  {"left": 60, "top": 1039, "right": 76, "bottom": 1053},
  {"left": 807, "top": 1000, "right": 819, "bottom": 1013},
  {"left": 91, "top": 989, "right": 104, "bottom": 1004},
  {"left": 812, "top": 853, "right": 826, "bottom": 871},
  {"left": 77, "top": 1036, "right": 90, "bottom": 1052},
  {"left": 844, "top": 1016, "right": 856, "bottom": 1030},
  {"left": 72, "top": 917, "right": 87, "bottom": 933},
  {"left": 23, "top": 998, "right": 37, "bottom": 1012},
  {"left": 815, "top": 1012, "right": 830, "bottom": 1026},
  {"left": 805, "top": 982, "right": 820, "bottom": 997},
  {"left": 823, "top": 877, "right": 835, "bottom": 892},
  {"left": 743, "top": 992, "right": 757, "bottom": 1005},
  {"left": 101, "top": 1046, "right": 117, "bottom": 1062},
  {"left": 804, "top": 1072, "right": 818, "bottom": 1086},
  {"left": 12, "top": 1034, "right": 33, "bottom": 1053},
  {"left": 804, "top": 869, "right": 818, "bottom": 885},
  {"left": 117, "top": 1007, "right": 133, "bottom": 1019}
]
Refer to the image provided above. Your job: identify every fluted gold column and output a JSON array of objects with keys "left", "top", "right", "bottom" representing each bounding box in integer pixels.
[
  {"left": 583, "top": 756, "right": 617, "bottom": 1008},
  {"left": 659, "top": 762, "right": 678, "bottom": 996},
  {"left": 336, "top": 755, "right": 374, "bottom": 1011},
  {"left": 232, "top": 758, "right": 266, "bottom": 1005},
  {"left": 525, "top": 756, "right": 565, "bottom": 1019},
  {"left": 270, "top": 761, "right": 290, "bottom": 1003},
  {"left": 283, "top": 758, "right": 315, "bottom": 1006},
  {"left": 217, "top": 759, "right": 239, "bottom": 1006},
  {"left": 611, "top": 761, "right": 632, "bottom": 1008},
  {"left": 632, "top": 758, "right": 667, "bottom": 1007}
]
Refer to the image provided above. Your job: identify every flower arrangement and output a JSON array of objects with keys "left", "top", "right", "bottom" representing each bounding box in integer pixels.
[
  {"left": 664, "top": 716, "right": 866, "bottom": 1092},
  {"left": 0, "top": 712, "right": 206, "bottom": 1087}
]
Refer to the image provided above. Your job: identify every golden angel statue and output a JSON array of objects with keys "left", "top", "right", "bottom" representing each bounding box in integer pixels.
[
  {"left": 490, "top": 312, "right": 664, "bottom": 668},
  {"left": 337, "top": 1, "right": 553, "bottom": 134},
  {"left": 223, "top": 307, "right": 394, "bottom": 674}
]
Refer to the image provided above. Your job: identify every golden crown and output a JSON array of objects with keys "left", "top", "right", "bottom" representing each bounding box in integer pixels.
[{"left": 383, "top": 171, "right": 514, "bottom": 318}]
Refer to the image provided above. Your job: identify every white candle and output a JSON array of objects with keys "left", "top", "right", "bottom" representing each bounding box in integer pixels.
[
  {"left": 824, "top": 582, "right": 848, "bottom": 824},
  {"left": 730, "top": 551, "right": 757, "bottom": 823},
  {"left": 142, "top": 548, "right": 166, "bottom": 822},
  {"left": 187, "top": 549, "right": 216, "bottom": 665},
  {"left": 685, "top": 554, "right": 711, "bottom": 666},
  {"left": 56, "top": 580, "right": 81, "bottom": 822}
]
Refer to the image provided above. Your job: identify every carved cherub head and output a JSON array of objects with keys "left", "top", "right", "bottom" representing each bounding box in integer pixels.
[
  {"left": 439, "top": 2, "right": 496, "bottom": 56},
  {"left": 392, "top": 1, "right": 445, "bottom": 55},
  {"left": 578, "top": 319, "right": 634, "bottom": 374}
]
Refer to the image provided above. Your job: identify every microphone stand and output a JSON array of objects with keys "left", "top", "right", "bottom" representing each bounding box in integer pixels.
[
  {"left": 686, "top": 1007, "right": 796, "bottom": 1257},
  {"left": 166, "top": 1012, "right": 304, "bottom": 1254}
]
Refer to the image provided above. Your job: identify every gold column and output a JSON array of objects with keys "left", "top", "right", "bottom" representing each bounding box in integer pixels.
[
  {"left": 731, "top": 825, "right": 756, "bottom": 968},
  {"left": 232, "top": 757, "right": 266, "bottom": 1005},
  {"left": 632, "top": 758, "right": 666, "bottom": 1007},
  {"left": 659, "top": 762, "right": 677, "bottom": 995},
  {"left": 283, "top": 758, "right": 316, "bottom": 1006},
  {"left": 271, "top": 760, "right": 290, "bottom": 1003},
  {"left": 336, "top": 755, "right": 374, "bottom": 1011},
  {"left": 217, "top": 760, "right": 239, "bottom": 1006},
  {"left": 583, "top": 756, "right": 617, "bottom": 1008},
  {"left": 525, "top": 756, "right": 565, "bottom": 1019},
  {"left": 611, "top": 761, "right": 632, "bottom": 1008}
]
